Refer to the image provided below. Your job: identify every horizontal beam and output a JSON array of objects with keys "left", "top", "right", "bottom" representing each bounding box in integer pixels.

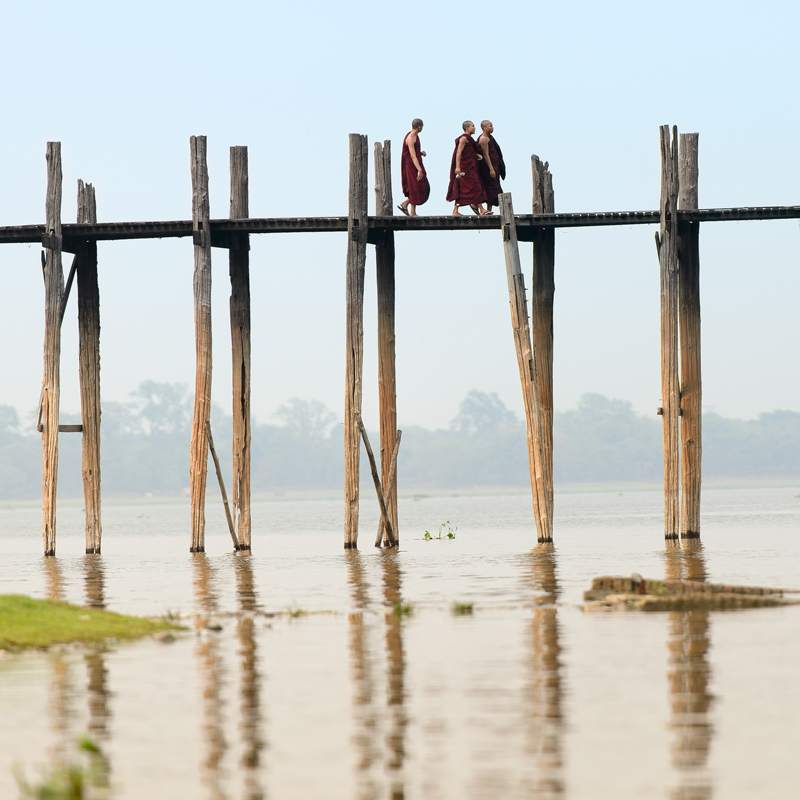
[{"left": 1, "top": 205, "right": 799, "bottom": 244}]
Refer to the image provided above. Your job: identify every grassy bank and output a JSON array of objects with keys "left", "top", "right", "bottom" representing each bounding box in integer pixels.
[{"left": 0, "top": 595, "right": 180, "bottom": 650}]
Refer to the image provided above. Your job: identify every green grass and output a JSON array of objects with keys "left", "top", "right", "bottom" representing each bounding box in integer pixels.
[
  {"left": 392, "top": 600, "right": 414, "bottom": 618},
  {"left": 0, "top": 595, "right": 181, "bottom": 650},
  {"left": 451, "top": 601, "right": 474, "bottom": 615}
]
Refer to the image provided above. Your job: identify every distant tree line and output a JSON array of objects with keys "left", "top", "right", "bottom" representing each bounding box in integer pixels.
[{"left": 1, "top": 383, "right": 799, "bottom": 500}]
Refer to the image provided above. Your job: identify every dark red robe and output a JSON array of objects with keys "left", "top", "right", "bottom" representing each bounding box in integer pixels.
[
  {"left": 478, "top": 134, "right": 506, "bottom": 205},
  {"left": 401, "top": 132, "right": 430, "bottom": 206},
  {"left": 446, "top": 134, "right": 486, "bottom": 205}
]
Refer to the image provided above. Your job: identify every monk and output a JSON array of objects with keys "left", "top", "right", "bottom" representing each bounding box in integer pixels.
[
  {"left": 478, "top": 120, "right": 506, "bottom": 213},
  {"left": 446, "top": 120, "right": 488, "bottom": 216},
  {"left": 398, "top": 119, "right": 430, "bottom": 216}
]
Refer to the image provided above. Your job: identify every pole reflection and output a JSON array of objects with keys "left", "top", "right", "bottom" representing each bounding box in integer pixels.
[
  {"left": 234, "top": 554, "right": 266, "bottom": 800},
  {"left": 83, "top": 556, "right": 111, "bottom": 747},
  {"left": 42, "top": 557, "right": 74, "bottom": 766},
  {"left": 524, "top": 544, "right": 565, "bottom": 799},
  {"left": 380, "top": 550, "right": 407, "bottom": 800},
  {"left": 664, "top": 541, "right": 714, "bottom": 800},
  {"left": 193, "top": 554, "right": 229, "bottom": 800},
  {"left": 346, "top": 550, "right": 380, "bottom": 800}
]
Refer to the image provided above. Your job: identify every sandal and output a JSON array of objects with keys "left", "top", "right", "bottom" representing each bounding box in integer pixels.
[{"left": 397, "top": 204, "right": 409, "bottom": 217}]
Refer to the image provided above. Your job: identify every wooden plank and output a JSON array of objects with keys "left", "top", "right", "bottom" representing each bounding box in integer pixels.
[
  {"left": 229, "top": 146, "right": 252, "bottom": 552},
  {"left": 375, "top": 430, "right": 402, "bottom": 548},
  {"left": 374, "top": 140, "right": 399, "bottom": 540},
  {"left": 41, "top": 142, "right": 64, "bottom": 557},
  {"left": 678, "top": 133, "right": 701, "bottom": 539},
  {"left": 357, "top": 416, "right": 395, "bottom": 545},
  {"left": 76, "top": 179, "right": 102, "bottom": 554},
  {"left": 499, "top": 193, "right": 552, "bottom": 542},
  {"left": 206, "top": 421, "right": 239, "bottom": 550},
  {"left": 189, "top": 135, "right": 213, "bottom": 553},
  {"left": 657, "top": 125, "right": 681, "bottom": 540},
  {"left": 344, "top": 134, "right": 368, "bottom": 548},
  {"left": 530, "top": 156, "right": 555, "bottom": 526}
]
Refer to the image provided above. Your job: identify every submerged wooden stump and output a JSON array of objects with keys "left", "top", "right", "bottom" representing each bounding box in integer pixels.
[{"left": 583, "top": 575, "right": 800, "bottom": 611}]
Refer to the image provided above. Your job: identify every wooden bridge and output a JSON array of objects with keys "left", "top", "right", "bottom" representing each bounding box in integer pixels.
[{"left": 4, "top": 126, "right": 797, "bottom": 555}]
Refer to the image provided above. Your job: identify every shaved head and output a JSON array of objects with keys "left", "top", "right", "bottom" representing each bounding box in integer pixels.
[
  {"left": 462, "top": 120, "right": 473, "bottom": 132},
  {"left": 411, "top": 118, "right": 423, "bottom": 130},
  {"left": 480, "top": 120, "right": 492, "bottom": 131}
]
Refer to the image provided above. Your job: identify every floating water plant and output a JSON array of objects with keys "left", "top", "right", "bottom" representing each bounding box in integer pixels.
[
  {"left": 15, "top": 735, "right": 110, "bottom": 799},
  {"left": 451, "top": 601, "right": 474, "bottom": 615},
  {"left": 392, "top": 601, "right": 414, "bottom": 618},
  {"left": 423, "top": 521, "right": 457, "bottom": 541}
]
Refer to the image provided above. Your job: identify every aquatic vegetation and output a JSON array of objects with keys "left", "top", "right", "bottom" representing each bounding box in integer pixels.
[
  {"left": 451, "top": 601, "right": 474, "bottom": 615},
  {"left": 286, "top": 603, "right": 307, "bottom": 619},
  {"left": 423, "top": 521, "right": 457, "bottom": 540},
  {"left": 0, "top": 595, "right": 181, "bottom": 651},
  {"left": 392, "top": 601, "right": 414, "bottom": 618},
  {"left": 14, "top": 735, "right": 110, "bottom": 799}
]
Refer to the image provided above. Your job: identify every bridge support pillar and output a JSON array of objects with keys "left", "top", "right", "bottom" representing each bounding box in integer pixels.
[{"left": 344, "top": 134, "right": 368, "bottom": 548}]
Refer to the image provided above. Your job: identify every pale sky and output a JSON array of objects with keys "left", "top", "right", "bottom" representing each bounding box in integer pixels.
[{"left": 1, "top": 0, "right": 798, "bottom": 431}]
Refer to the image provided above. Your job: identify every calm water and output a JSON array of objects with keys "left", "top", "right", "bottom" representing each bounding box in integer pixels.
[{"left": 1, "top": 487, "right": 800, "bottom": 799}]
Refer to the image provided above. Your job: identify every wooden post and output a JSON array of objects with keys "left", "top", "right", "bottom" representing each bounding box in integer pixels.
[
  {"left": 77, "top": 180, "right": 102, "bottom": 554},
  {"left": 499, "top": 193, "right": 552, "bottom": 542},
  {"left": 190, "top": 135, "right": 213, "bottom": 553},
  {"left": 657, "top": 125, "right": 681, "bottom": 540},
  {"left": 344, "top": 134, "right": 368, "bottom": 549},
  {"left": 531, "top": 156, "right": 555, "bottom": 523},
  {"left": 375, "top": 430, "right": 402, "bottom": 548},
  {"left": 41, "top": 142, "right": 64, "bottom": 557},
  {"left": 374, "top": 140, "right": 399, "bottom": 540},
  {"left": 357, "top": 416, "right": 395, "bottom": 545},
  {"left": 229, "top": 146, "right": 252, "bottom": 551},
  {"left": 678, "top": 133, "right": 701, "bottom": 539},
  {"left": 206, "top": 420, "right": 239, "bottom": 551}
]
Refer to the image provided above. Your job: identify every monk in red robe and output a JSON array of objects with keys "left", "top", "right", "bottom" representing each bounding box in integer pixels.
[
  {"left": 398, "top": 118, "right": 430, "bottom": 216},
  {"left": 478, "top": 120, "right": 506, "bottom": 213},
  {"left": 446, "top": 121, "right": 488, "bottom": 216}
]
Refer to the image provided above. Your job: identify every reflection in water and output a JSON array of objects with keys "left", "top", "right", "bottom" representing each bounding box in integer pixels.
[
  {"left": 665, "top": 542, "right": 714, "bottom": 800},
  {"left": 83, "top": 556, "right": 111, "bottom": 746},
  {"left": 193, "top": 555, "right": 229, "bottom": 800},
  {"left": 234, "top": 555, "right": 266, "bottom": 800},
  {"left": 346, "top": 552, "right": 379, "bottom": 800},
  {"left": 381, "top": 551, "right": 407, "bottom": 800},
  {"left": 42, "top": 557, "right": 74, "bottom": 765},
  {"left": 524, "top": 544, "right": 565, "bottom": 799}
]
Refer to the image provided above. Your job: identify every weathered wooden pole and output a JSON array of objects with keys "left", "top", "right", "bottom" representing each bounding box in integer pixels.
[
  {"left": 530, "top": 156, "right": 555, "bottom": 522},
  {"left": 374, "top": 140, "right": 399, "bottom": 543},
  {"left": 41, "top": 142, "right": 64, "bottom": 557},
  {"left": 499, "top": 193, "right": 552, "bottom": 542},
  {"left": 657, "top": 125, "right": 681, "bottom": 540},
  {"left": 678, "top": 133, "right": 701, "bottom": 539},
  {"left": 229, "top": 145, "right": 252, "bottom": 551},
  {"left": 344, "top": 134, "right": 368, "bottom": 549},
  {"left": 77, "top": 180, "right": 102, "bottom": 554},
  {"left": 190, "top": 135, "right": 213, "bottom": 553}
]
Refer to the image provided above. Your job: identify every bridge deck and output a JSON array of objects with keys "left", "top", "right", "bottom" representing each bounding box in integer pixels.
[{"left": 1, "top": 205, "right": 798, "bottom": 245}]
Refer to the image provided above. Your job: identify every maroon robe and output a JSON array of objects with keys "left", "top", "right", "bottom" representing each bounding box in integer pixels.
[
  {"left": 478, "top": 134, "right": 506, "bottom": 204},
  {"left": 401, "top": 132, "right": 430, "bottom": 206},
  {"left": 446, "top": 134, "right": 486, "bottom": 205}
]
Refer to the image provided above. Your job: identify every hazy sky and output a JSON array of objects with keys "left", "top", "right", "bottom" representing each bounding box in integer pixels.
[{"left": 1, "top": 0, "right": 798, "bottom": 431}]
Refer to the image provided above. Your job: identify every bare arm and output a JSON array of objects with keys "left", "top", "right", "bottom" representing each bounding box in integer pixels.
[
  {"left": 406, "top": 132, "right": 423, "bottom": 178},
  {"left": 479, "top": 135, "right": 495, "bottom": 176}
]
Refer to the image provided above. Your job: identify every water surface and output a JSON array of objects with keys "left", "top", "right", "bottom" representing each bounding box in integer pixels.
[{"left": 1, "top": 487, "right": 799, "bottom": 798}]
